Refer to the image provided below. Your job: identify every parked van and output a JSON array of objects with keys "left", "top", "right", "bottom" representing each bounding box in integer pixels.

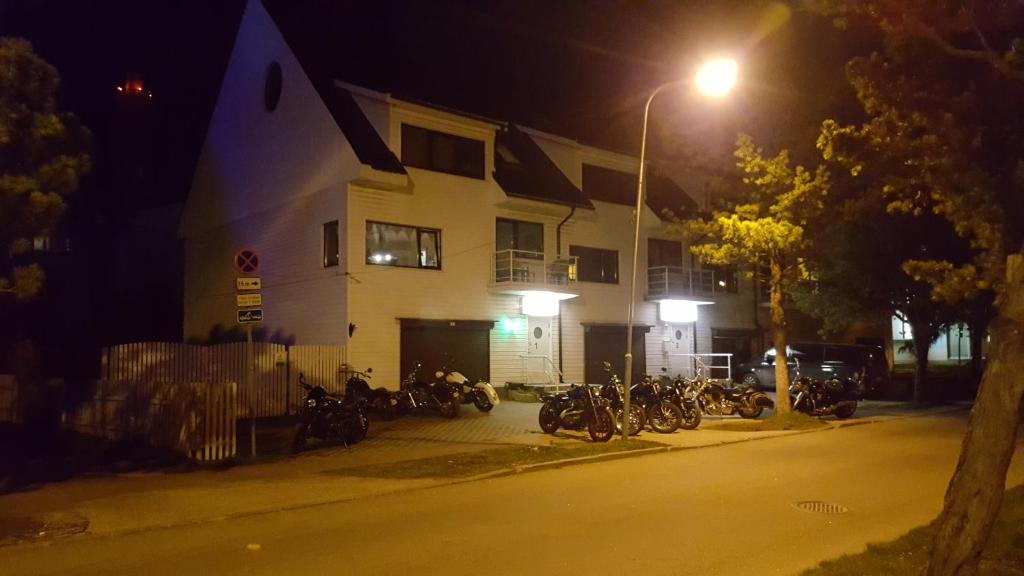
[{"left": 735, "top": 342, "right": 889, "bottom": 397}]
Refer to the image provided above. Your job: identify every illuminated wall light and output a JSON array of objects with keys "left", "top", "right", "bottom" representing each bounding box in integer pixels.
[
  {"left": 501, "top": 316, "right": 523, "bottom": 333},
  {"left": 522, "top": 292, "right": 560, "bottom": 317},
  {"left": 660, "top": 300, "right": 698, "bottom": 323}
]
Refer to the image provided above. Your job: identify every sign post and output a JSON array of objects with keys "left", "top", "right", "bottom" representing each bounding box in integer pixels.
[{"left": 234, "top": 249, "right": 262, "bottom": 457}]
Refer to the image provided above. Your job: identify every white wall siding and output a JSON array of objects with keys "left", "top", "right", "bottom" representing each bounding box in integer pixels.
[
  {"left": 184, "top": 186, "right": 348, "bottom": 344},
  {"left": 182, "top": 0, "right": 360, "bottom": 237}
]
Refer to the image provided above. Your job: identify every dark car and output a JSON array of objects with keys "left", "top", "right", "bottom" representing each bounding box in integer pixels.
[{"left": 735, "top": 342, "right": 889, "bottom": 397}]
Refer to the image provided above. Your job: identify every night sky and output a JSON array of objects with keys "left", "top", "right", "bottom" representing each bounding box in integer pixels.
[{"left": 0, "top": 0, "right": 870, "bottom": 210}]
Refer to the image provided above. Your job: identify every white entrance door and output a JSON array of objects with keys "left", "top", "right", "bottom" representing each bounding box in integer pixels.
[{"left": 527, "top": 316, "right": 553, "bottom": 384}]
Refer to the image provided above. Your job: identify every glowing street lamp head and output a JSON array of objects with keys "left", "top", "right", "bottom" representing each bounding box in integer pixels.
[{"left": 695, "top": 57, "right": 738, "bottom": 98}]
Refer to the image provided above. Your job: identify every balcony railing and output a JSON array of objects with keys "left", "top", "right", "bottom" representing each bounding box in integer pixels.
[
  {"left": 492, "top": 250, "right": 578, "bottom": 289},
  {"left": 647, "top": 266, "right": 720, "bottom": 298}
]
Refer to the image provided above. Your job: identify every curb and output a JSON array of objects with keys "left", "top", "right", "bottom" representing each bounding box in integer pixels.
[{"left": 1, "top": 405, "right": 967, "bottom": 550}]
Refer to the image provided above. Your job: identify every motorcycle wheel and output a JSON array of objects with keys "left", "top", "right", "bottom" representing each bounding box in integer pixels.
[
  {"left": 647, "top": 401, "right": 682, "bottom": 433},
  {"left": 345, "top": 413, "right": 369, "bottom": 444},
  {"left": 473, "top": 391, "right": 494, "bottom": 412},
  {"left": 587, "top": 407, "right": 615, "bottom": 442},
  {"left": 290, "top": 423, "right": 309, "bottom": 454},
  {"left": 614, "top": 404, "right": 644, "bottom": 436},
  {"left": 679, "top": 404, "right": 702, "bottom": 430},
  {"left": 834, "top": 402, "right": 857, "bottom": 419},
  {"left": 538, "top": 402, "right": 560, "bottom": 434},
  {"left": 738, "top": 398, "right": 764, "bottom": 419},
  {"left": 440, "top": 400, "right": 460, "bottom": 419},
  {"left": 374, "top": 390, "right": 396, "bottom": 421}
]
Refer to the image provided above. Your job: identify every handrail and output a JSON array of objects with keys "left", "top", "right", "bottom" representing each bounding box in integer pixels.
[
  {"left": 518, "top": 354, "right": 563, "bottom": 387},
  {"left": 493, "top": 250, "right": 578, "bottom": 287},
  {"left": 667, "top": 352, "right": 733, "bottom": 382},
  {"left": 646, "top": 266, "right": 718, "bottom": 297}
]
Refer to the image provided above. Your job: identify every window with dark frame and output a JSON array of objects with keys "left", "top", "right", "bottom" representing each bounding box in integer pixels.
[
  {"left": 365, "top": 221, "right": 441, "bottom": 270},
  {"left": 323, "top": 221, "right": 339, "bottom": 268},
  {"left": 496, "top": 218, "right": 544, "bottom": 259},
  {"left": 647, "top": 238, "right": 683, "bottom": 268},
  {"left": 570, "top": 245, "right": 619, "bottom": 284},
  {"left": 705, "top": 264, "right": 739, "bottom": 293},
  {"left": 401, "top": 124, "right": 485, "bottom": 179}
]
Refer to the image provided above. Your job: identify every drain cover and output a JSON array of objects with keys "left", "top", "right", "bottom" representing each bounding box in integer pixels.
[{"left": 794, "top": 501, "right": 849, "bottom": 514}]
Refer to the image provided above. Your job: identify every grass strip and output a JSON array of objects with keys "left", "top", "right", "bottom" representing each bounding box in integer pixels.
[
  {"left": 709, "top": 412, "right": 829, "bottom": 432},
  {"left": 329, "top": 439, "right": 666, "bottom": 479},
  {"left": 800, "top": 484, "right": 1024, "bottom": 575}
]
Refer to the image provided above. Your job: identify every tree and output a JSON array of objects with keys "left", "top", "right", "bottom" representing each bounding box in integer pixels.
[
  {"left": 0, "top": 38, "right": 91, "bottom": 300},
  {"left": 672, "top": 134, "right": 830, "bottom": 414},
  {"left": 788, "top": 192, "right": 962, "bottom": 404},
  {"left": 809, "top": 2, "right": 1024, "bottom": 574}
]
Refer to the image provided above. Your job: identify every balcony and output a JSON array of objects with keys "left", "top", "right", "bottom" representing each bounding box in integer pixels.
[
  {"left": 646, "top": 266, "right": 722, "bottom": 300},
  {"left": 490, "top": 250, "right": 579, "bottom": 296}
]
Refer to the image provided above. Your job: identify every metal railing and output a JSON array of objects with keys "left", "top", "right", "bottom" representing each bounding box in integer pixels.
[
  {"left": 667, "top": 353, "right": 733, "bottom": 382},
  {"left": 518, "top": 354, "right": 566, "bottom": 389},
  {"left": 493, "top": 250, "right": 578, "bottom": 288},
  {"left": 647, "top": 266, "right": 719, "bottom": 298}
]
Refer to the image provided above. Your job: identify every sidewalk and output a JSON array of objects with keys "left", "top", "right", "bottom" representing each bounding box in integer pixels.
[{"left": 0, "top": 400, "right": 965, "bottom": 546}]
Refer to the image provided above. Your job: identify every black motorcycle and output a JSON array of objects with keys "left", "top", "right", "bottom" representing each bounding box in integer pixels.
[
  {"left": 631, "top": 375, "right": 683, "bottom": 434},
  {"left": 395, "top": 362, "right": 461, "bottom": 418},
  {"left": 343, "top": 366, "right": 397, "bottom": 421},
  {"left": 790, "top": 376, "right": 859, "bottom": 419},
  {"left": 538, "top": 383, "right": 616, "bottom": 442},
  {"left": 292, "top": 372, "right": 369, "bottom": 453},
  {"left": 598, "top": 363, "right": 645, "bottom": 436},
  {"left": 657, "top": 369, "right": 702, "bottom": 430}
]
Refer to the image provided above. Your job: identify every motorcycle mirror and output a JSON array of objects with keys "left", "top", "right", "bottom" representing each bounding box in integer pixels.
[{"left": 366, "top": 367, "right": 373, "bottom": 373}]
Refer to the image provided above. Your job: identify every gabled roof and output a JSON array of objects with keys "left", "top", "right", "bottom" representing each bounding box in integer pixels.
[
  {"left": 493, "top": 125, "right": 593, "bottom": 209},
  {"left": 582, "top": 163, "right": 697, "bottom": 219},
  {"left": 262, "top": 1, "right": 404, "bottom": 175},
  {"left": 326, "top": 85, "right": 406, "bottom": 174}
]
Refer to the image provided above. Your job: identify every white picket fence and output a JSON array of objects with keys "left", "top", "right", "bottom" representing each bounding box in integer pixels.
[
  {"left": 66, "top": 380, "right": 237, "bottom": 462},
  {"left": 101, "top": 342, "right": 347, "bottom": 417}
]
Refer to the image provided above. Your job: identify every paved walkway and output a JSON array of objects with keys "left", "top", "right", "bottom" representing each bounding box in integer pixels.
[{"left": 0, "top": 399, "right": 964, "bottom": 546}]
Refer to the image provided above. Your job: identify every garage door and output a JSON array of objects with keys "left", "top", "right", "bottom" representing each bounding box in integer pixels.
[
  {"left": 583, "top": 324, "right": 650, "bottom": 385},
  {"left": 400, "top": 319, "right": 493, "bottom": 384}
]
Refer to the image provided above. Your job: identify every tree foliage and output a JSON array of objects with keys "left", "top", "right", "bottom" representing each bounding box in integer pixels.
[
  {"left": 671, "top": 133, "right": 830, "bottom": 413},
  {"left": 0, "top": 38, "right": 91, "bottom": 300},
  {"left": 808, "top": 2, "right": 1024, "bottom": 574}
]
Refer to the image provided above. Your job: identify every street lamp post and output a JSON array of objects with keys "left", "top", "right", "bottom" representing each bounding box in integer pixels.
[{"left": 622, "top": 58, "right": 737, "bottom": 440}]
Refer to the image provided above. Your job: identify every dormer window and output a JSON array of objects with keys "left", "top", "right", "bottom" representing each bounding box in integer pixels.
[{"left": 401, "top": 124, "right": 484, "bottom": 179}]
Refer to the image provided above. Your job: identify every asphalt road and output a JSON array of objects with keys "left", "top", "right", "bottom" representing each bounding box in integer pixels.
[{"left": 4, "top": 411, "right": 1022, "bottom": 576}]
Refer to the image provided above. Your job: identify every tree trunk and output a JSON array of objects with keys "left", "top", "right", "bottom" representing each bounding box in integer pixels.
[
  {"left": 967, "top": 317, "right": 985, "bottom": 384},
  {"left": 770, "top": 260, "right": 791, "bottom": 414},
  {"left": 911, "top": 329, "right": 931, "bottom": 404},
  {"left": 925, "top": 254, "right": 1024, "bottom": 576}
]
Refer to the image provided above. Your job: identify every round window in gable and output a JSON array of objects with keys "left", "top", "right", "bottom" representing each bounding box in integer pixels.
[{"left": 264, "top": 61, "right": 282, "bottom": 112}]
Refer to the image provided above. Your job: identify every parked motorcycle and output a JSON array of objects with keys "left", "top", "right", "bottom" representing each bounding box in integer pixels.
[
  {"left": 790, "top": 375, "right": 859, "bottom": 419},
  {"left": 292, "top": 372, "right": 369, "bottom": 453},
  {"left": 395, "top": 362, "right": 461, "bottom": 418},
  {"left": 682, "top": 359, "right": 773, "bottom": 419},
  {"left": 343, "top": 366, "right": 397, "bottom": 421},
  {"left": 538, "top": 383, "right": 616, "bottom": 442},
  {"left": 630, "top": 374, "right": 683, "bottom": 433},
  {"left": 436, "top": 361, "right": 500, "bottom": 412},
  {"left": 598, "top": 363, "right": 645, "bottom": 436},
  {"left": 659, "top": 373, "right": 703, "bottom": 430}
]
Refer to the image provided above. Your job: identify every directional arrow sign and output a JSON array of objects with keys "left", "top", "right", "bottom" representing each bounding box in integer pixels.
[{"left": 236, "top": 277, "right": 261, "bottom": 291}]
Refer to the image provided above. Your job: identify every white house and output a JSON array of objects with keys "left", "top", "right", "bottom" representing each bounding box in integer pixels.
[{"left": 181, "top": 0, "right": 765, "bottom": 389}]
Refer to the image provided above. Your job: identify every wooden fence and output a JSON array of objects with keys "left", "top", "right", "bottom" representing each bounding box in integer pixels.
[
  {"left": 0, "top": 374, "right": 16, "bottom": 423},
  {"left": 66, "top": 380, "right": 237, "bottom": 461},
  {"left": 102, "top": 342, "right": 346, "bottom": 418}
]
